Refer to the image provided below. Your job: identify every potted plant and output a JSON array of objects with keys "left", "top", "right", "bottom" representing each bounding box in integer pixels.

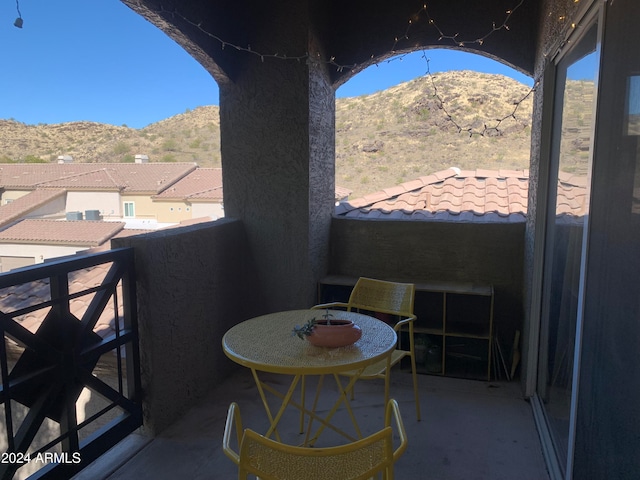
[{"left": 292, "top": 310, "right": 362, "bottom": 348}]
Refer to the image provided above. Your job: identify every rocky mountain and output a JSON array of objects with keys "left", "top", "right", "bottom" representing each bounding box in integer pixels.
[{"left": 0, "top": 70, "right": 534, "bottom": 199}]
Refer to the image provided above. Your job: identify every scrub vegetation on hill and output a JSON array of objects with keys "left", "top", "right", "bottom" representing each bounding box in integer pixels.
[{"left": 0, "top": 70, "right": 535, "bottom": 199}]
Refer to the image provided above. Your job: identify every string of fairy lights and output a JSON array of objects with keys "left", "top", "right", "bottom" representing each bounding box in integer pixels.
[
  {"left": 424, "top": 56, "right": 538, "bottom": 137},
  {"left": 152, "top": 1, "right": 525, "bottom": 71},
  {"left": 141, "top": 0, "right": 539, "bottom": 137},
  {"left": 390, "top": 1, "right": 524, "bottom": 51},
  {"left": 13, "top": 0, "right": 543, "bottom": 136}
]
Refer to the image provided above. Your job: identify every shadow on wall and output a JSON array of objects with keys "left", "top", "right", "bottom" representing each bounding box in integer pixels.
[{"left": 112, "top": 218, "right": 265, "bottom": 435}]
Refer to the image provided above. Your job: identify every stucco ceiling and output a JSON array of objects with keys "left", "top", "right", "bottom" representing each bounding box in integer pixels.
[{"left": 121, "top": 0, "right": 539, "bottom": 87}]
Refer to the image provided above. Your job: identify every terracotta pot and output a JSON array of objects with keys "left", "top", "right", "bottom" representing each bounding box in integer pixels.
[{"left": 308, "top": 319, "right": 362, "bottom": 348}]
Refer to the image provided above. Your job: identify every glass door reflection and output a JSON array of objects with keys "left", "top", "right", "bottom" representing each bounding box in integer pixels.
[{"left": 537, "top": 22, "right": 599, "bottom": 474}]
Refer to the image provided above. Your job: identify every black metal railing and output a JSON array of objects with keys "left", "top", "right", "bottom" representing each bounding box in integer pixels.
[{"left": 0, "top": 248, "right": 142, "bottom": 479}]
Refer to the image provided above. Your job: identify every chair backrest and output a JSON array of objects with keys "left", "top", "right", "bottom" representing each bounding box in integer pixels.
[
  {"left": 239, "top": 427, "right": 393, "bottom": 479},
  {"left": 224, "top": 399, "right": 407, "bottom": 480},
  {"left": 347, "top": 277, "right": 416, "bottom": 319}
]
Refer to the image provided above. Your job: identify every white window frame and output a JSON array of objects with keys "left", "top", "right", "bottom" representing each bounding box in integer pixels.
[{"left": 123, "top": 201, "right": 135, "bottom": 218}]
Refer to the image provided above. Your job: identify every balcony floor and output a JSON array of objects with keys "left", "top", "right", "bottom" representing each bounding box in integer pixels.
[{"left": 75, "top": 368, "right": 549, "bottom": 480}]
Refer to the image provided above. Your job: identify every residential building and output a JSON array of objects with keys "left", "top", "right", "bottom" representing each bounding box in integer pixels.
[
  {"left": 2, "top": 1, "right": 639, "bottom": 479},
  {"left": 0, "top": 163, "right": 225, "bottom": 269}
]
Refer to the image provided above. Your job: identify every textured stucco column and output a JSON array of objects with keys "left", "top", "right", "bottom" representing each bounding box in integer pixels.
[
  {"left": 219, "top": 7, "right": 335, "bottom": 312},
  {"left": 112, "top": 219, "right": 264, "bottom": 435}
]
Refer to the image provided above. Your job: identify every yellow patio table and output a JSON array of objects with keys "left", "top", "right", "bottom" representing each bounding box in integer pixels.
[{"left": 222, "top": 309, "right": 397, "bottom": 446}]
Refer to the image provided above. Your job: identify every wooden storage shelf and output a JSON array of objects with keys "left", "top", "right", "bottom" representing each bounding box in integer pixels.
[
  {"left": 445, "top": 323, "right": 491, "bottom": 338},
  {"left": 318, "top": 275, "right": 494, "bottom": 381},
  {"left": 414, "top": 327, "right": 446, "bottom": 336}
]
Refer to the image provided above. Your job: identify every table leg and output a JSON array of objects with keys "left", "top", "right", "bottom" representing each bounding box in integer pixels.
[
  {"left": 257, "top": 373, "right": 361, "bottom": 445},
  {"left": 304, "top": 369, "right": 364, "bottom": 446},
  {"left": 302, "top": 374, "right": 326, "bottom": 445},
  {"left": 252, "top": 368, "right": 378, "bottom": 446},
  {"left": 384, "top": 354, "right": 392, "bottom": 408},
  {"left": 299, "top": 375, "right": 306, "bottom": 434},
  {"left": 251, "top": 369, "right": 301, "bottom": 441}
]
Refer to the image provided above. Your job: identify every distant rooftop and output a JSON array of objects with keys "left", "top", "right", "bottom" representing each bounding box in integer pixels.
[
  {"left": 0, "top": 260, "right": 123, "bottom": 341},
  {"left": 336, "top": 168, "right": 588, "bottom": 223},
  {"left": 0, "top": 219, "right": 126, "bottom": 246},
  {"left": 0, "top": 188, "right": 66, "bottom": 227},
  {"left": 0, "top": 163, "right": 198, "bottom": 193},
  {"left": 153, "top": 168, "right": 223, "bottom": 202}
]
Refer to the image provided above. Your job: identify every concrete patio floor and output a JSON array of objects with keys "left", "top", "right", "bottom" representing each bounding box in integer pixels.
[{"left": 75, "top": 368, "right": 549, "bottom": 479}]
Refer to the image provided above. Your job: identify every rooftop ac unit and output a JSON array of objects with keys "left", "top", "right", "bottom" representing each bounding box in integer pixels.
[{"left": 85, "top": 210, "right": 102, "bottom": 221}]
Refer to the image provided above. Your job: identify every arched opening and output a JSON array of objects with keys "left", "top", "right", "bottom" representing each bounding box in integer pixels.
[
  {"left": 330, "top": 48, "right": 536, "bottom": 384},
  {"left": 334, "top": 49, "right": 535, "bottom": 202}
]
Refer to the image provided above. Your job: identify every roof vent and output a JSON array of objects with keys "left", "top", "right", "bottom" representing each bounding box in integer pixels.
[
  {"left": 135, "top": 154, "right": 149, "bottom": 164},
  {"left": 57, "top": 155, "right": 73, "bottom": 164}
]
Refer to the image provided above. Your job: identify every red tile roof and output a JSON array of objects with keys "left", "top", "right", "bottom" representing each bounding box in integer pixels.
[
  {"left": 0, "top": 219, "right": 126, "bottom": 246},
  {"left": 0, "top": 163, "right": 197, "bottom": 193},
  {"left": 335, "top": 185, "right": 352, "bottom": 201},
  {"left": 0, "top": 188, "right": 66, "bottom": 226},
  {"left": 0, "top": 262, "right": 123, "bottom": 340},
  {"left": 152, "top": 168, "right": 223, "bottom": 201},
  {"left": 0, "top": 217, "right": 217, "bottom": 342},
  {"left": 336, "top": 168, "right": 588, "bottom": 223}
]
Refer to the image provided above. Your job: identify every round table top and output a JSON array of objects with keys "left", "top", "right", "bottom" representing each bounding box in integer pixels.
[{"left": 222, "top": 309, "right": 397, "bottom": 375}]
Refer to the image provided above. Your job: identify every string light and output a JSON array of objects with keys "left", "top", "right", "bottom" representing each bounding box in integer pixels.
[
  {"left": 389, "top": 0, "right": 525, "bottom": 52},
  {"left": 424, "top": 55, "right": 539, "bottom": 137},
  {"left": 141, "top": 0, "right": 526, "bottom": 74},
  {"left": 131, "top": 1, "right": 540, "bottom": 135},
  {"left": 14, "top": 0, "right": 23, "bottom": 28}
]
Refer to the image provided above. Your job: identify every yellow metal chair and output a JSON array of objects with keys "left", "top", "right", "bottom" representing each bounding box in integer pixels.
[
  {"left": 313, "top": 277, "right": 421, "bottom": 421},
  {"left": 223, "top": 399, "right": 408, "bottom": 480}
]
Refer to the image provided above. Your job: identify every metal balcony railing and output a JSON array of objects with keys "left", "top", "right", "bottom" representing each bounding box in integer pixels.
[{"left": 0, "top": 248, "right": 142, "bottom": 479}]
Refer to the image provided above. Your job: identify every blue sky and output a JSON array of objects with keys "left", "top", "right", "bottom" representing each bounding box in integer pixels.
[{"left": 0, "top": 0, "right": 534, "bottom": 130}]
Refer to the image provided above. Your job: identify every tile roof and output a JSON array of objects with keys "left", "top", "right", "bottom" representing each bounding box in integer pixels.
[
  {"left": 336, "top": 168, "right": 588, "bottom": 223},
  {"left": 0, "top": 188, "right": 66, "bottom": 227},
  {"left": 0, "top": 163, "right": 197, "bottom": 193},
  {"left": 335, "top": 185, "right": 352, "bottom": 201},
  {"left": 0, "top": 262, "right": 124, "bottom": 341},
  {"left": 152, "top": 168, "right": 223, "bottom": 201},
  {"left": 0, "top": 217, "right": 217, "bottom": 343},
  {"left": 0, "top": 219, "right": 126, "bottom": 246}
]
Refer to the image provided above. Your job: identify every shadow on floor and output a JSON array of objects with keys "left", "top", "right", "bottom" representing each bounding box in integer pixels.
[{"left": 75, "top": 368, "right": 549, "bottom": 480}]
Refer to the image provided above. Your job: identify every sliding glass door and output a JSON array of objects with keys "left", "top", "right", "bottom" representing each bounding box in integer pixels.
[{"left": 536, "top": 17, "right": 600, "bottom": 476}]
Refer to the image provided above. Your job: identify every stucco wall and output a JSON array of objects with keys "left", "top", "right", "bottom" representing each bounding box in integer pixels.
[
  {"left": 66, "top": 191, "right": 121, "bottom": 219},
  {"left": 219, "top": 13, "right": 335, "bottom": 313},
  {"left": 1, "top": 190, "right": 31, "bottom": 203},
  {"left": 329, "top": 217, "right": 525, "bottom": 341},
  {"left": 153, "top": 201, "right": 224, "bottom": 223},
  {"left": 121, "top": 194, "right": 156, "bottom": 220},
  {"left": 191, "top": 202, "right": 224, "bottom": 221},
  {"left": 112, "top": 218, "right": 263, "bottom": 435},
  {"left": 152, "top": 200, "right": 194, "bottom": 223},
  {"left": 0, "top": 243, "right": 86, "bottom": 266}
]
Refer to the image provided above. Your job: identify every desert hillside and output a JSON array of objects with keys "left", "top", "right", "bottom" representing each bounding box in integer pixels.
[{"left": 0, "top": 70, "right": 536, "bottom": 198}]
